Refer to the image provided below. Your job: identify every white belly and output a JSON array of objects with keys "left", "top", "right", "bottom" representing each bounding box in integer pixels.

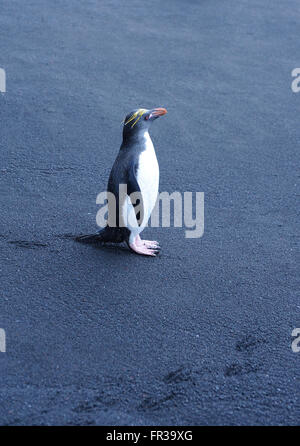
[{"left": 136, "top": 132, "right": 159, "bottom": 227}]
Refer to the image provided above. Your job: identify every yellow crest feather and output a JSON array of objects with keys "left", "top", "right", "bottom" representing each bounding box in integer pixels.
[{"left": 124, "top": 109, "right": 147, "bottom": 128}]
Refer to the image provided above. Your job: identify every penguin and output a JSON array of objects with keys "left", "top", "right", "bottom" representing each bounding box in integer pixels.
[{"left": 76, "top": 107, "right": 167, "bottom": 256}]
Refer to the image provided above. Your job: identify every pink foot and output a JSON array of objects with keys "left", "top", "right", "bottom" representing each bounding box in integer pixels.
[
  {"left": 135, "top": 235, "right": 160, "bottom": 250},
  {"left": 129, "top": 242, "right": 158, "bottom": 257},
  {"left": 143, "top": 240, "right": 160, "bottom": 249}
]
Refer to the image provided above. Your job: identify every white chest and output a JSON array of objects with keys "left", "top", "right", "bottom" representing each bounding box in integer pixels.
[{"left": 136, "top": 132, "right": 159, "bottom": 221}]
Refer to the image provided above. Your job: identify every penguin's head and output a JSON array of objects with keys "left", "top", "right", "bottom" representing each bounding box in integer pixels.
[{"left": 122, "top": 107, "right": 167, "bottom": 138}]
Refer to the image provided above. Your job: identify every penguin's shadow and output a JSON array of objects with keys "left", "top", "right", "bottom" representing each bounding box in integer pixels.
[
  {"left": 59, "top": 233, "right": 160, "bottom": 258},
  {"left": 60, "top": 233, "right": 131, "bottom": 256},
  {"left": 87, "top": 241, "right": 131, "bottom": 256},
  {"left": 84, "top": 242, "right": 161, "bottom": 258}
]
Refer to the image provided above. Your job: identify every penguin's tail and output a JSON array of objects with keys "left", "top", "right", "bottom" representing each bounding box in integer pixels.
[{"left": 74, "top": 226, "right": 127, "bottom": 244}]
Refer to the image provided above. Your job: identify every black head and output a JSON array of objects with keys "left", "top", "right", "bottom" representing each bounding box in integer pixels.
[{"left": 122, "top": 107, "right": 167, "bottom": 141}]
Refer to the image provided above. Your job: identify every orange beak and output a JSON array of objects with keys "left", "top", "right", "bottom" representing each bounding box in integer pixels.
[{"left": 152, "top": 107, "right": 167, "bottom": 117}]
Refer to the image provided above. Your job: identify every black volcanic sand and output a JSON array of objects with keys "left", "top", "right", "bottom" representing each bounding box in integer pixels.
[{"left": 0, "top": 0, "right": 299, "bottom": 425}]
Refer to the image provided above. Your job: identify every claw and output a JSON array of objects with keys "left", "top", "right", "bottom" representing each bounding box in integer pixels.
[
  {"left": 135, "top": 235, "right": 160, "bottom": 250},
  {"left": 129, "top": 242, "right": 158, "bottom": 256},
  {"left": 143, "top": 240, "right": 160, "bottom": 249}
]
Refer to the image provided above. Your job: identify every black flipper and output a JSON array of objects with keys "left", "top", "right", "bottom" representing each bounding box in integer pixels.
[{"left": 127, "top": 163, "right": 144, "bottom": 226}]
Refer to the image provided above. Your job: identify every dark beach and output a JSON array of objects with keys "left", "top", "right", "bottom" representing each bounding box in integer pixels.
[{"left": 0, "top": 0, "right": 299, "bottom": 425}]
